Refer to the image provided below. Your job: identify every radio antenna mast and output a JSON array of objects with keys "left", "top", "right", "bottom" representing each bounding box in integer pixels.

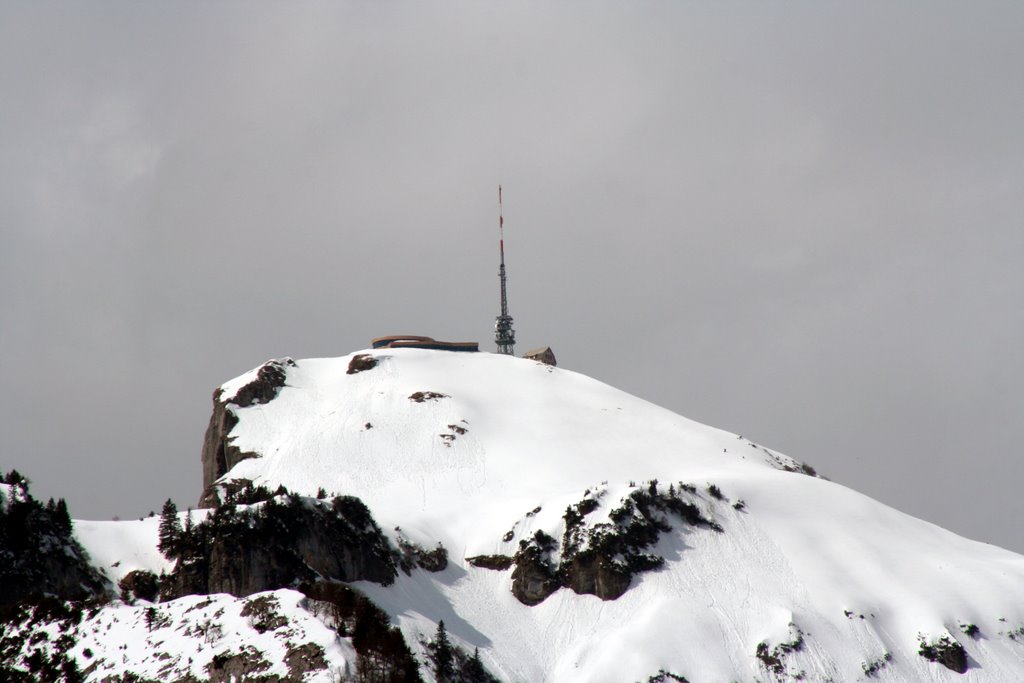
[{"left": 494, "top": 185, "right": 516, "bottom": 355}]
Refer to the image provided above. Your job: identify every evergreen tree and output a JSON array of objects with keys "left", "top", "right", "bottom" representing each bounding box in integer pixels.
[
  {"left": 4, "top": 469, "right": 25, "bottom": 486},
  {"left": 54, "top": 498, "right": 72, "bottom": 537},
  {"left": 157, "top": 498, "right": 182, "bottom": 559},
  {"left": 464, "top": 647, "right": 487, "bottom": 683},
  {"left": 433, "top": 620, "right": 454, "bottom": 682},
  {"left": 144, "top": 606, "right": 158, "bottom": 631}
]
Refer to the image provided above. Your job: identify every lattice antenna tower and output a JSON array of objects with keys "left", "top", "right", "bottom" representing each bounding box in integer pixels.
[{"left": 494, "top": 185, "right": 516, "bottom": 355}]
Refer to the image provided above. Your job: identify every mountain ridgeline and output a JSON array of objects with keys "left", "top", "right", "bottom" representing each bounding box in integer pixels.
[{"left": 4, "top": 348, "right": 1024, "bottom": 682}]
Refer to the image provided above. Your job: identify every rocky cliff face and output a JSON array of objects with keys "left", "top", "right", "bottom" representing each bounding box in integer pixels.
[
  {"left": 0, "top": 477, "right": 108, "bottom": 607},
  {"left": 200, "top": 358, "right": 294, "bottom": 507},
  {"left": 162, "top": 491, "right": 396, "bottom": 600}
]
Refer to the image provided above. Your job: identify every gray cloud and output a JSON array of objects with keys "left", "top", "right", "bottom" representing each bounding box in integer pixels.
[{"left": 1, "top": 2, "right": 1022, "bottom": 550}]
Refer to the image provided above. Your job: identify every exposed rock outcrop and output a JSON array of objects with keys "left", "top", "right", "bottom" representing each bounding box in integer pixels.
[
  {"left": 118, "top": 569, "right": 159, "bottom": 603},
  {"left": 205, "top": 646, "right": 273, "bottom": 682},
  {"left": 755, "top": 623, "right": 806, "bottom": 679},
  {"left": 508, "top": 482, "right": 724, "bottom": 605},
  {"left": 231, "top": 358, "right": 295, "bottom": 408},
  {"left": 409, "top": 391, "right": 448, "bottom": 403},
  {"left": 466, "top": 554, "right": 514, "bottom": 571},
  {"left": 285, "top": 643, "right": 328, "bottom": 680},
  {"left": 200, "top": 358, "right": 295, "bottom": 506},
  {"left": 396, "top": 536, "right": 449, "bottom": 574},
  {"left": 347, "top": 353, "right": 378, "bottom": 374},
  {"left": 200, "top": 392, "right": 241, "bottom": 506},
  {"left": 919, "top": 635, "right": 968, "bottom": 674},
  {"left": 559, "top": 552, "right": 631, "bottom": 600},
  {"left": 510, "top": 551, "right": 561, "bottom": 606},
  {"left": 511, "top": 531, "right": 560, "bottom": 606},
  {"left": 203, "top": 642, "right": 330, "bottom": 683},
  {"left": 162, "top": 493, "right": 396, "bottom": 600}
]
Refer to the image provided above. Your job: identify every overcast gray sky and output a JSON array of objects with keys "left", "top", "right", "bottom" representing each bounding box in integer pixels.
[{"left": 2, "top": 2, "right": 1022, "bottom": 553}]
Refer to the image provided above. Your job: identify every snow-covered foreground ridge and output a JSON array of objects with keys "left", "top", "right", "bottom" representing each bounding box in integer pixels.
[{"left": 182, "top": 348, "right": 1024, "bottom": 682}]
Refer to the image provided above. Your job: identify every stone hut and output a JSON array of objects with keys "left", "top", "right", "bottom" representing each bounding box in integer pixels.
[{"left": 523, "top": 347, "right": 557, "bottom": 367}]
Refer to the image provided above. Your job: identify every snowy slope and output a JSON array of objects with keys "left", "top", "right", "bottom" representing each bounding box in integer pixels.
[
  {"left": 69, "top": 348, "right": 1024, "bottom": 682},
  {"left": 75, "top": 513, "right": 196, "bottom": 586},
  {"left": 217, "top": 349, "right": 797, "bottom": 552},
  {"left": 1, "top": 587, "right": 356, "bottom": 681},
  {"left": 189, "top": 348, "right": 1024, "bottom": 682},
  {"left": 43, "top": 509, "right": 357, "bottom": 682}
]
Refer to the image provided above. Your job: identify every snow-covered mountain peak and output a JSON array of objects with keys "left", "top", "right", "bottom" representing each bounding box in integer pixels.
[
  {"left": 188, "top": 348, "right": 1024, "bottom": 681},
  {"left": 10, "top": 347, "right": 1014, "bottom": 681}
]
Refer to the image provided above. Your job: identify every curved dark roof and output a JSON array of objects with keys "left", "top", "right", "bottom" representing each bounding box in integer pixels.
[{"left": 371, "top": 335, "right": 479, "bottom": 352}]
